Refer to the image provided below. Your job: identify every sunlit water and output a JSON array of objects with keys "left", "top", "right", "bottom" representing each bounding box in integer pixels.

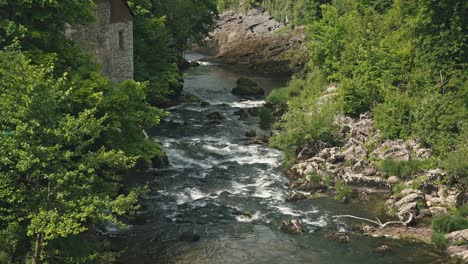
[{"left": 118, "top": 54, "right": 445, "bottom": 264}]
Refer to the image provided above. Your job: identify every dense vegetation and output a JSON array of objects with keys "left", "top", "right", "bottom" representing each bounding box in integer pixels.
[
  {"left": 265, "top": 0, "right": 467, "bottom": 187},
  {"left": 217, "top": 0, "right": 329, "bottom": 26},
  {"left": 0, "top": 0, "right": 217, "bottom": 263}
]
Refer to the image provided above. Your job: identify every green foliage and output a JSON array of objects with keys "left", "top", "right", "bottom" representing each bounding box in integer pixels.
[
  {"left": 267, "top": 87, "right": 292, "bottom": 104},
  {"left": 0, "top": 52, "right": 141, "bottom": 263},
  {"left": 270, "top": 73, "right": 340, "bottom": 151},
  {"left": 306, "top": 172, "right": 322, "bottom": 184},
  {"left": 377, "top": 158, "right": 434, "bottom": 179},
  {"left": 217, "top": 0, "right": 324, "bottom": 26},
  {"left": 392, "top": 183, "right": 406, "bottom": 198},
  {"left": 267, "top": 78, "right": 304, "bottom": 104},
  {"left": 431, "top": 231, "right": 448, "bottom": 250},
  {"left": 334, "top": 179, "right": 351, "bottom": 201},
  {"left": 259, "top": 107, "right": 274, "bottom": 125},
  {"left": 432, "top": 207, "right": 468, "bottom": 235},
  {"left": 129, "top": 0, "right": 184, "bottom": 106},
  {"left": 442, "top": 149, "right": 468, "bottom": 187},
  {"left": 101, "top": 80, "right": 168, "bottom": 161},
  {"left": 300, "top": 0, "right": 468, "bottom": 155},
  {"left": 153, "top": 0, "right": 218, "bottom": 54}
]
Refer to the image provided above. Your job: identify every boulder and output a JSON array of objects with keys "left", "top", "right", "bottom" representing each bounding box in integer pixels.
[
  {"left": 324, "top": 232, "right": 350, "bottom": 243},
  {"left": 206, "top": 112, "right": 224, "bottom": 121},
  {"left": 245, "top": 130, "right": 257, "bottom": 138},
  {"left": 352, "top": 160, "right": 377, "bottom": 176},
  {"left": 232, "top": 78, "right": 264, "bottom": 96},
  {"left": 372, "top": 139, "right": 410, "bottom": 161},
  {"left": 151, "top": 154, "right": 170, "bottom": 168},
  {"left": 387, "top": 176, "right": 400, "bottom": 185},
  {"left": 341, "top": 173, "right": 391, "bottom": 191},
  {"left": 286, "top": 191, "right": 308, "bottom": 202},
  {"left": 184, "top": 93, "right": 201, "bottom": 102},
  {"left": 387, "top": 189, "right": 425, "bottom": 220},
  {"left": 446, "top": 245, "right": 468, "bottom": 262},
  {"left": 179, "top": 232, "right": 201, "bottom": 242},
  {"left": 429, "top": 206, "right": 448, "bottom": 217},
  {"left": 297, "top": 144, "right": 316, "bottom": 161},
  {"left": 350, "top": 117, "right": 373, "bottom": 143},
  {"left": 447, "top": 229, "right": 468, "bottom": 244},
  {"left": 280, "top": 219, "right": 303, "bottom": 234},
  {"left": 341, "top": 138, "right": 367, "bottom": 161},
  {"left": 374, "top": 245, "right": 392, "bottom": 255}
]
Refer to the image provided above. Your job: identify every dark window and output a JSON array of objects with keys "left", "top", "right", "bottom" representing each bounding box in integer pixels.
[{"left": 119, "top": 30, "right": 124, "bottom": 50}]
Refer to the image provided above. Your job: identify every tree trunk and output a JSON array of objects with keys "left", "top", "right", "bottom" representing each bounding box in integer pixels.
[{"left": 32, "top": 233, "right": 43, "bottom": 264}]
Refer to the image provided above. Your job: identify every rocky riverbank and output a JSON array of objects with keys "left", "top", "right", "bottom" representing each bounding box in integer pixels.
[
  {"left": 268, "top": 86, "right": 467, "bottom": 260},
  {"left": 202, "top": 8, "right": 308, "bottom": 74}
]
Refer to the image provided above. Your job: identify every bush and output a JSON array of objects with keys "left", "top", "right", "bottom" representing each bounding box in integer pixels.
[
  {"left": 443, "top": 149, "right": 468, "bottom": 186},
  {"left": 432, "top": 232, "right": 448, "bottom": 250},
  {"left": 432, "top": 207, "right": 468, "bottom": 234},
  {"left": 259, "top": 107, "right": 274, "bottom": 125},
  {"left": 377, "top": 158, "right": 433, "bottom": 179},
  {"left": 268, "top": 87, "right": 293, "bottom": 104},
  {"left": 267, "top": 78, "right": 304, "bottom": 104},
  {"left": 306, "top": 172, "right": 321, "bottom": 184},
  {"left": 334, "top": 180, "right": 351, "bottom": 201}
]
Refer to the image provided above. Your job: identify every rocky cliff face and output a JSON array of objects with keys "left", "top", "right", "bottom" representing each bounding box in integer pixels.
[{"left": 205, "top": 9, "right": 308, "bottom": 74}]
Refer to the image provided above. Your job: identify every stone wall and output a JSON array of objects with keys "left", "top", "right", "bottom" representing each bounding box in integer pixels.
[{"left": 65, "top": 0, "right": 133, "bottom": 82}]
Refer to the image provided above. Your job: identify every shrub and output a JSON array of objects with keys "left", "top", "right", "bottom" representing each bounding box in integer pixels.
[
  {"left": 432, "top": 231, "right": 448, "bottom": 250},
  {"left": 377, "top": 158, "right": 433, "bottom": 179},
  {"left": 432, "top": 207, "right": 468, "bottom": 234},
  {"left": 334, "top": 180, "right": 351, "bottom": 201},
  {"left": 268, "top": 87, "right": 292, "bottom": 104},
  {"left": 258, "top": 107, "right": 274, "bottom": 125},
  {"left": 443, "top": 149, "right": 468, "bottom": 186},
  {"left": 306, "top": 172, "right": 321, "bottom": 184}
]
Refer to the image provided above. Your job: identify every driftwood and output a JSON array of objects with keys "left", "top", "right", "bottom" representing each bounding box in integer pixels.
[{"left": 333, "top": 212, "right": 414, "bottom": 228}]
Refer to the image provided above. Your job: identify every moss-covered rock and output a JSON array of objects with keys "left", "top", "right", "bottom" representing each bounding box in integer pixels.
[{"left": 232, "top": 78, "right": 264, "bottom": 96}]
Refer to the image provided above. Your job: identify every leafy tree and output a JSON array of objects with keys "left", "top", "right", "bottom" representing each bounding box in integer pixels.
[
  {"left": 128, "top": 0, "right": 183, "bottom": 106},
  {"left": 0, "top": 52, "right": 139, "bottom": 263},
  {"left": 154, "top": 0, "right": 218, "bottom": 56}
]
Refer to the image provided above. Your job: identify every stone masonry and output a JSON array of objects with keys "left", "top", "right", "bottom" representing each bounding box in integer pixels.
[{"left": 66, "top": 0, "right": 134, "bottom": 82}]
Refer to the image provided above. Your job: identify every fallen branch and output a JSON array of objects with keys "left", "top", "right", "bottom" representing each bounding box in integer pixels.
[{"left": 333, "top": 212, "right": 413, "bottom": 228}]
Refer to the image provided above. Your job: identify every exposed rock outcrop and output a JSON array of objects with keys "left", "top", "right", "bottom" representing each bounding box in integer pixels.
[{"left": 205, "top": 9, "right": 307, "bottom": 74}]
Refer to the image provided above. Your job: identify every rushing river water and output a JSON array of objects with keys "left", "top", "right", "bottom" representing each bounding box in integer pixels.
[{"left": 118, "top": 54, "right": 445, "bottom": 264}]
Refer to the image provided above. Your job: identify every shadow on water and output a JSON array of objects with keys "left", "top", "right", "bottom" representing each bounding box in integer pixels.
[{"left": 117, "top": 53, "right": 445, "bottom": 264}]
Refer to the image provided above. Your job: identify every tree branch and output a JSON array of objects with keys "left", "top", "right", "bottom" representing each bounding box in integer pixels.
[{"left": 333, "top": 213, "right": 413, "bottom": 228}]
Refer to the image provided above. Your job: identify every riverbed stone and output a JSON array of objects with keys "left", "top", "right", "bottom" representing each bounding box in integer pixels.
[
  {"left": 280, "top": 219, "right": 303, "bottom": 234},
  {"left": 324, "top": 232, "right": 350, "bottom": 243},
  {"left": 179, "top": 232, "right": 201, "bottom": 242},
  {"left": 232, "top": 78, "right": 264, "bottom": 96},
  {"left": 375, "top": 245, "right": 392, "bottom": 254}
]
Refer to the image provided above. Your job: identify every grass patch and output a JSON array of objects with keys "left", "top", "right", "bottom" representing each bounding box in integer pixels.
[
  {"left": 442, "top": 148, "right": 468, "bottom": 186},
  {"left": 334, "top": 180, "right": 351, "bottom": 201},
  {"left": 432, "top": 209, "right": 468, "bottom": 234},
  {"left": 306, "top": 172, "right": 321, "bottom": 184},
  {"left": 431, "top": 206, "right": 468, "bottom": 249},
  {"left": 377, "top": 158, "right": 434, "bottom": 179},
  {"left": 431, "top": 231, "right": 448, "bottom": 250}
]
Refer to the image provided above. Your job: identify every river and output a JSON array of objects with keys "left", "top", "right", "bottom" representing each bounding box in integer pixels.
[{"left": 117, "top": 54, "right": 445, "bottom": 264}]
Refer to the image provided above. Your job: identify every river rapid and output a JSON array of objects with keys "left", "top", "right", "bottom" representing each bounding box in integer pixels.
[{"left": 118, "top": 54, "right": 445, "bottom": 264}]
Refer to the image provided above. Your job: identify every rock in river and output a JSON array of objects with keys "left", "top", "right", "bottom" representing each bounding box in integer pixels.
[{"left": 232, "top": 78, "right": 264, "bottom": 96}]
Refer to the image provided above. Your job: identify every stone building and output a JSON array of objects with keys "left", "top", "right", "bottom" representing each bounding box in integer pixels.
[{"left": 66, "top": 0, "right": 134, "bottom": 82}]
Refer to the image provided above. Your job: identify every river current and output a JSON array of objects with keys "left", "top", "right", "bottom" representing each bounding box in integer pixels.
[{"left": 118, "top": 54, "right": 445, "bottom": 264}]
